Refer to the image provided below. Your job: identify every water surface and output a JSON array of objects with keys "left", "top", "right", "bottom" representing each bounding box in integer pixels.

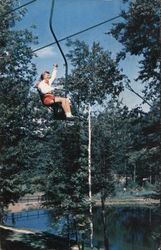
[{"left": 2, "top": 206, "right": 160, "bottom": 249}]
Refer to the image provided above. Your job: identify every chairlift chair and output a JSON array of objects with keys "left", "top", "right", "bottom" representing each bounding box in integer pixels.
[{"left": 36, "top": 84, "right": 66, "bottom": 120}]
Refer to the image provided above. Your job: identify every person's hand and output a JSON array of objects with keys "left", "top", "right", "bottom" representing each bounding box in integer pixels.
[{"left": 53, "top": 64, "right": 58, "bottom": 69}]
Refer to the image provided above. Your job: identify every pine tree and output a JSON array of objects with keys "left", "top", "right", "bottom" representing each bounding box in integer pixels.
[{"left": 0, "top": 0, "right": 37, "bottom": 222}]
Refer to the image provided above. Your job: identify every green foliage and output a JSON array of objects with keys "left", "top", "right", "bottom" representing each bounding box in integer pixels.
[
  {"left": 125, "top": 105, "right": 160, "bottom": 185},
  {"left": 0, "top": 2, "right": 159, "bottom": 242},
  {"left": 66, "top": 40, "right": 124, "bottom": 108},
  {"left": 91, "top": 99, "right": 160, "bottom": 192},
  {"left": 109, "top": 0, "right": 160, "bottom": 102},
  {"left": 0, "top": 0, "right": 38, "bottom": 215},
  {"left": 92, "top": 102, "right": 118, "bottom": 199},
  {"left": 41, "top": 121, "right": 88, "bottom": 211},
  {"left": 37, "top": 121, "right": 90, "bottom": 243},
  {"left": 109, "top": 2, "right": 160, "bottom": 186}
]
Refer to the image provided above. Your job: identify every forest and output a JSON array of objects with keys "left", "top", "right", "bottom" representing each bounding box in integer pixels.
[{"left": 0, "top": 0, "right": 160, "bottom": 249}]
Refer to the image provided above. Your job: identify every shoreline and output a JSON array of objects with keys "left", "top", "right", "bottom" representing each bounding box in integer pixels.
[
  {"left": 95, "top": 198, "right": 159, "bottom": 207},
  {"left": 7, "top": 198, "right": 160, "bottom": 213}
]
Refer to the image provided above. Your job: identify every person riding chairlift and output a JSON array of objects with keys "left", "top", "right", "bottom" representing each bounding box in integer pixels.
[{"left": 36, "top": 64, "right": 76, "bottom": 120}]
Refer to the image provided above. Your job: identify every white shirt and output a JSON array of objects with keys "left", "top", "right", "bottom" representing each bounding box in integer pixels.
[{"left": 38, "top": 68, "right": 57, "bottom": 94}]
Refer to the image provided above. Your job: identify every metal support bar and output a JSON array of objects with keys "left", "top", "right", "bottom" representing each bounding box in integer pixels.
[{"left": 49, "top": 0, "right": 68, "bottom": 98}]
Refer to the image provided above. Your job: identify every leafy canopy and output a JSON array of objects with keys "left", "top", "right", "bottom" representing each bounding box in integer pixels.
[{"left": 109, "top": 0, "right": 160, "bottom": 102}]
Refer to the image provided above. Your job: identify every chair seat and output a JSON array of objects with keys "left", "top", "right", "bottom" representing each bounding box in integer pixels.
[{"left": 51, "top": 102, "right": 66, "bottom": 120}]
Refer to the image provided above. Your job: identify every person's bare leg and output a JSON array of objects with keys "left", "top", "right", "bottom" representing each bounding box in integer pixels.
[
  {"left": 55, "top": 97, "right": 71, "bottom": 115},
  {"left": 65, "top": 98, "right": 71, "bottom": 113}
]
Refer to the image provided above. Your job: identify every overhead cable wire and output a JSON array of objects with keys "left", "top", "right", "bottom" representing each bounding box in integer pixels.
[
  {"left": 126, "top": 82, "right": 152, "bottom": 108},
  {"left": 32, "top": 14, "right": 122, "bottom": 53},
  {"left": 0, "top": 0, "right": 37, "bottom": 18}
]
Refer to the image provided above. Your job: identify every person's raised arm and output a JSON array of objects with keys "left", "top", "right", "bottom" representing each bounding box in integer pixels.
[{"left": 49, "top": 64, "right": 58, "bottom": 85}]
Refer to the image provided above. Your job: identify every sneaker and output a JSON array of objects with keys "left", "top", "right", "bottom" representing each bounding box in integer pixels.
[{"left": 66, "top": 115, "right": 79, "bottom": 121}]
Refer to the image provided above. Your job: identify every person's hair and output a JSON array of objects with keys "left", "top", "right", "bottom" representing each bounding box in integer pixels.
[{"left": 40, "top": 71, "right": 50, "bottom": 80}]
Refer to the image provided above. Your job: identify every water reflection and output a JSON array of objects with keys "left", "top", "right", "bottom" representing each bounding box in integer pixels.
[
  {"left": 93, "top": 206, "right": 160, "bottom": 250},
  {"left": 1, "top": 206, "right": 160, "bottom": 250}
]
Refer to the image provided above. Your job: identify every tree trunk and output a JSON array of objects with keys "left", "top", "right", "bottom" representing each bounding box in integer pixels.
[
  {"left": 0, "top": 234, "right": 2, "bottom": 250},
  {"left": 81, "top": 233, "right": 85, "bottom": 250},
  {"left": 149, "top": 175, "right": 152, "bottom": 185},
  {"left": 0, "top": 202, "right": 4, "bottom": 225},
  {"left": 0, "top": 203, "right": 4, "bottom": 250},
  {"left": 67, "top": 214, "right": 70, "bottom": 249},
  {"left": 133, "top": 163, "right": 136, "bottom": 183},
  {"left": 101, "top": 195, "right": 109, "bottom": 250},
  {"left": 159, "top": 0, "right": 161, "bottom": 212},
  {"left": 74, "top": 219, "right": 81, "bottom": 250},
  {"left": 88, "top": 106, "right": 93, "bottom": 249}
]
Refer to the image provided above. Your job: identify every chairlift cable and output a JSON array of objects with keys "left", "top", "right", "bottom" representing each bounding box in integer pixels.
[
  {"left": 126, "top": 83, "right": 152, "bottom": 108},
  {"left": 33, "top": 14, "right": 122, "bottom": 54}
]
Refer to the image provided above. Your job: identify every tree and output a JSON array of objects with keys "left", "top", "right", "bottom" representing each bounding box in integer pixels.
[
  {"left": 92, "top": 115, "right": 114, "bottom": 250},
  {"left": 39, "top": 121, "right": 90, "bottom": 248},
  {"left": 108, "top": 0, "right": 160, "bottom": 191},
  {"left": 66, "top": 40, "right": 124, "bottom": 109},
  {"left": 92, "top": 99, "right": 160, "bottom": 190},
  {"left": 0, "top": 0, "right": 37, "bottom": 222},
  {"left": 89, "top": 100, "right": 130, "bottom": 249},
  {"left": 65, "top": 39, "right": 126, "bottom": 247},
  {"left": 127, "top": 106, "right": 160, "bottom": 186},
  {"left": 109, "top": 0, "right": 160, "bottom": 103}
]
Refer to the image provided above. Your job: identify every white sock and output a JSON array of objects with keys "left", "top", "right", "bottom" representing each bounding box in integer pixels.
[{"left": 66, "top": 112, "right": 72, "bottom": 117}]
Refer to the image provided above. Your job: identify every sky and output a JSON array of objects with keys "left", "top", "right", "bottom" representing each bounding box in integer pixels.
[{"left": 15, "top": 0, "right": 149, "bottom": 111}]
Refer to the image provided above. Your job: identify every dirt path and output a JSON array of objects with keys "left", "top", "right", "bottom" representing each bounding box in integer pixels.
[
  {"left": 0, "top": 224, "right": 35, "bottom": 234},
  {"left": 8, "top": 202, "right": 41, "bottom": 213}
]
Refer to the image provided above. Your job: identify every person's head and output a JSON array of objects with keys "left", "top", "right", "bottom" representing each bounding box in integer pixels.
[{"left": 40, "top": 71, "right": 50, "bottom": 81}]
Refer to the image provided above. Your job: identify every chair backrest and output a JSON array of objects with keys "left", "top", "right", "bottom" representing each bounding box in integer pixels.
[{"left": 35, "top": 82, "right": 46, "bottom": 105}]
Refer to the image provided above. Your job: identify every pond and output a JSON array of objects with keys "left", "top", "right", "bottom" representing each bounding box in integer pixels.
[{"left": 1, "top": 206, "right": 160, "bottom": 250}]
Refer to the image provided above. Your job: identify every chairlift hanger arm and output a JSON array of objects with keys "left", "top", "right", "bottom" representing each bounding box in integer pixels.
[{"left": 49, "top": 0, "right": 68, "bottom": 97}]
